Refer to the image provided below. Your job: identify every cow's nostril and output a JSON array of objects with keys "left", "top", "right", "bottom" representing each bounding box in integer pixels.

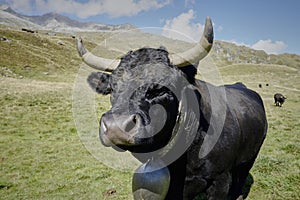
[{"left": 124, "top": 115, "right": 138, "bottom": 133}]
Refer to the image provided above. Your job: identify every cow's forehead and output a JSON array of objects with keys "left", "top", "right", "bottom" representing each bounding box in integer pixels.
[
  {"left": 112, "top": 62, "right": 178, "bottom": 87},
  {"left": 108, "top": 48, "right": 188, "bottom": 100},
  {"left": 109, "top": 62, "right": 188, "bottom": 104}
]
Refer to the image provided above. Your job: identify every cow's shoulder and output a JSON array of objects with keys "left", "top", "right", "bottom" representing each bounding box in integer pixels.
[
  {"left": 223, "top": 82, "right": 262, "bottom": 105},
  {"left": 224, "top": 82, "right": 247, "bottom": 89}
]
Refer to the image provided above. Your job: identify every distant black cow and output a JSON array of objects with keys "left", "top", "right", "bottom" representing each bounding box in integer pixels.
[
  {"left": 21, "top": 28, "right": 35, "bottom": 33},
  {"left": 76, "top": 17, "right": 267, "bottom": 200},
  {"left": 274, "top": 93, "right": 286, "bottom": 107}
]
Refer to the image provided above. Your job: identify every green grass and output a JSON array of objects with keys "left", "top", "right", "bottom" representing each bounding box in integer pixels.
[
  {"left": 0, "top": 26, "right": 299, "bottom": 199},
  {"left": 0, "top": 77, "right": 132, "bottom": 199}
]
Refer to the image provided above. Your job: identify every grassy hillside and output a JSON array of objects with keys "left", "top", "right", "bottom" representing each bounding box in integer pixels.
[
  {"left": 0, "top": 26, "right": 299, "bottom": 199},
  {"left": 211, "top": 41, "right": 300, "bottom": 69},
  {"left": 0, "top": 26, "right": 81, "bottom": 82}
]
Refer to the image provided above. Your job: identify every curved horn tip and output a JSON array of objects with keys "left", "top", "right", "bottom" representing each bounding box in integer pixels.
[
  {"left": 204, "top": 16, "right": 214, "bottom": 44},
  {"left": 76, "top": 36, "right": 87, "bottom": 57},
  {"left": 169, "top": 16, "right": 214, "bottom": 67},
  {"left": 75, "top": 37, "right": 120, "bottom": 72}
]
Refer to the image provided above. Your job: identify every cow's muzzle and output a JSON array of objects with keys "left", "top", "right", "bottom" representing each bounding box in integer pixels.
[{"left": 99, "top": 112, "right": 142, "bottom": 147}]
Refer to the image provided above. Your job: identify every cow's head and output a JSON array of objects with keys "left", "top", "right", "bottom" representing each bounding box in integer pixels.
[{"left": 77, "top": 17, "right": 213, "bottom": 156}]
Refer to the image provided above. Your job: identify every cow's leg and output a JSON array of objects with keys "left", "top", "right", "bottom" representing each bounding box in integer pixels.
[
  {"left": 206, "top": 172, "right": 230, "bottom": 200},
  {"left": 229, "top": 158, "right": 256, "bottom": 200}
]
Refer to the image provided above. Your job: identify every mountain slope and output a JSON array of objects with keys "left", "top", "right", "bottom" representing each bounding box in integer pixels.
[
  {"left": 0, "top": 6, "right": 42, "bottom": 29},
  {"left": 0, "top": 5, "right": 136, "bottom": 32},
  {"left": 210, "top": 40, "right": 300, "bottom": 69},
  {"left": 0, "top": 4, "right": 299, "bottom": 82}
]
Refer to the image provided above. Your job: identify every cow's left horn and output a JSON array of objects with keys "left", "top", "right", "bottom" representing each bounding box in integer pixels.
[
  {"left": 76, "top": 37, "right": 120, "bottom": 72},
  {"left": 169, "top": 16, "right": 214, "bottom": 67}
]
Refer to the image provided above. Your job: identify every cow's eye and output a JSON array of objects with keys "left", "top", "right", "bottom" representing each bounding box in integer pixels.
[
  {"left": 153, "top": 93, "right": 172, "bottom": 103},
  {"left": 146, "top": 89, "right": 176, "bottom": 106},
  {"left": 146, "top": 84, "right": 168, "bottom": 97}
]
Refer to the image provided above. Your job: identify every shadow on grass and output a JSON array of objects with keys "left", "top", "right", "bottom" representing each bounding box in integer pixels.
[{"left": 194, "top": 173, "right": 254, "bottom": 200}]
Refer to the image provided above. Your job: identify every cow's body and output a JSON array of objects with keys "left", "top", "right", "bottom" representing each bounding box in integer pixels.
[
  {"left": 181, "top": 80, "right": 267, "bottom": 199},
  {"left": 76, "top": 17, "right": 267, "bottom": 200}
]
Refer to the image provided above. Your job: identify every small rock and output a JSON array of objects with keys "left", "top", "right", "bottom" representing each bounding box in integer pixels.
[
  {"left": 57, "top": 40, "right": 65, "bottom": 46},
  {"left": 103, "top": 189, "right": 116, "bottom": 196}
]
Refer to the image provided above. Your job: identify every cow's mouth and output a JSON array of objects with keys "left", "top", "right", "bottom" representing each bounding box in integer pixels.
[{"left": 99, "top": 127, "right": 158, "bottom": 153}]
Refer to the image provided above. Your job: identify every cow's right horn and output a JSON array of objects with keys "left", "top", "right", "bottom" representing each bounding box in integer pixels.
[
  {"left": 169, "top": 16, "right": 214, "bottom": 67},
  {"left": 76, "top": 37, "right": 120, "bottom": 72}
]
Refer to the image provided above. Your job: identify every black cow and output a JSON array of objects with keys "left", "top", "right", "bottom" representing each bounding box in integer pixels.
[
  {"left": 76, "top": 17, "right": 267, "bottom": 200},
  {"left": 274, "top": 93, "right": 286, "bottom": 107}
]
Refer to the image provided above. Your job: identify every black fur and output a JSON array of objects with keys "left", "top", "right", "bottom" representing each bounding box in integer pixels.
[{"left": 87, "top": 72, "right": 111, "bottom": 94}]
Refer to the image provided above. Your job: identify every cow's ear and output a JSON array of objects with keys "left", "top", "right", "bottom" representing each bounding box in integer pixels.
[{"left": 87, "top": 72, "right": 112, "bottom": 95}]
